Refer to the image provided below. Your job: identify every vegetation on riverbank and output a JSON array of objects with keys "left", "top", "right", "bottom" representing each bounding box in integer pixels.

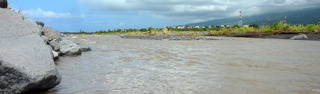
[{"left": 67, "top": 21, "right": 320, "bottom": 36}]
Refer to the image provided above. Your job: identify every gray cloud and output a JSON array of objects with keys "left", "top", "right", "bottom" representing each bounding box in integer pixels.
[
  {"left": 273, "top": 0, "right": 286, "bottom": 4},
  {"left": 79, "top": 0, "right": 320, "bottom": 22}
]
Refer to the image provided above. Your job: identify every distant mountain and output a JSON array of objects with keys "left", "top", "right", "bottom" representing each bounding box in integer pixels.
[{"left": 186, "top": 7, "right": 320, "bottom": 26}]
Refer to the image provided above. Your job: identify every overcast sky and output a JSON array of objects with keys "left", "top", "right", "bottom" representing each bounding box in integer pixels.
[{"left": 9, "top": 0, "right": 320, "bottom": 32}]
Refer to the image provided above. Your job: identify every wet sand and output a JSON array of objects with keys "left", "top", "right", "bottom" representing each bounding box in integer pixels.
[{"left": 49, "top": 35, "right": 320, "bottom": 94}]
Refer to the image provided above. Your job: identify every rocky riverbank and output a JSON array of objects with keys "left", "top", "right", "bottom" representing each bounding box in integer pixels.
[
  {"left": 120, "top": 33, "right": 320, "bottom": 41},
  {"left": 0, "top": 6, "right": 89, "bottom": 93},
  {"left": 120, "top": 34, "right": 223, "bottom": 40}
]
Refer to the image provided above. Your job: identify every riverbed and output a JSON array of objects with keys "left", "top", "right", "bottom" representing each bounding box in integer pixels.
[{"left": 48, "top": 35, "right": 320, "bottom": 94}]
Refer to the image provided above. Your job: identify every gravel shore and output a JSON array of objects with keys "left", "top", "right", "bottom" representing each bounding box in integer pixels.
[
  {"left": 120, "top": 33, "right": 320, "bottom": 41},
  {"left": 120, "top": 34, "right": 226, "bottom": 40}
]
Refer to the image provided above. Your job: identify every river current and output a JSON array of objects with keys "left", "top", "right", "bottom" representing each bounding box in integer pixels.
[{"left": 46, "top": 35, "right": 320, "bottom": 94}]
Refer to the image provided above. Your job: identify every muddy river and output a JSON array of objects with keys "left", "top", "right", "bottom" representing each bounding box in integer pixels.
[{"left": 47, "top": 35, "right": 320, "bottom": 94}]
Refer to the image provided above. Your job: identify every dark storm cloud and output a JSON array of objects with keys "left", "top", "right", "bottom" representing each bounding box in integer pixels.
[
  {"left": 273, "top": 0, "right": 286, "bottom": 4},
  {"left": 79, "top": 0, "right": 320, "bottom": 22}
]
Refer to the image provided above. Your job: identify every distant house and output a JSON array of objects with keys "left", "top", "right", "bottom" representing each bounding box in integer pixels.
[{"left": 177, "top": 26, "right": 185, "bottom": 29}]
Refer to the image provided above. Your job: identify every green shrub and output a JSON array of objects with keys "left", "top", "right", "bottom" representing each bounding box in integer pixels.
[
  {"left": 272, "top": 21, "right": 289, "bottom": 31},
  {"left": 162, "top": 27, "right": 169, "bottom": 35},
  {"left": 209, "top": 28, "right": 230, "bottom": 35},
  {"left": 290, "top": 25, "right": 307, "bottom": 32},
  {"left": 306, "top": 24, "right": 317, "bottom": 31},
  {"left": 259, "top": 26, "right": 273, "bottom": 33},
  {"left": 235, "top": 26, "right": 256, "bottom": 33}
]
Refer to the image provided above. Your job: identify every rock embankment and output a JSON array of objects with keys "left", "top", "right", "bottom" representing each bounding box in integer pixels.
[
  {"left": 0, "top": 5, "right": 91, "bottom": 93},
  {"left": 0, "top": 8, "right": 61, "bottom": 93},
  {"left": 38, "top": 22, "right": 91, "bottom": 57}
]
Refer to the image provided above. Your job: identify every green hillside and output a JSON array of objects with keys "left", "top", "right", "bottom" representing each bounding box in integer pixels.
[{"left": 186, "top": 7, "right": 320, "bottom": 26}]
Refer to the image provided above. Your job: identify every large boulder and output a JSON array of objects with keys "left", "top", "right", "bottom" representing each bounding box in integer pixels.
[
  {"left": 290, "top": 34, "right": 308, "bottom": 40},
  {"left": 42, "top": 27, "right": 61, "bottom": 41},
  {"left": 49, "top": 40, "right": 60, "bottom": 51},
  {"left": 0, "top": 9, "right": 61, "bottom": 93},
  {"left": 41, "top": 35, "right": 50, "bottom": 44},
  {"left": 59, "top": 39, "right": 82, "bottom": 56},
  {"left": 0, "top": 0, "right": 7, "bottom": 8},
  {"left": 24, "top": 18, "right": 43, "bottom": 36}
]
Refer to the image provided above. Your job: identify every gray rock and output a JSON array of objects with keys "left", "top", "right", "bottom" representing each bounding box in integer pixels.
[
  {"left": 0, "top": 9, "right": 61, "bottom": 94},
  {"left": 168, "top": 34, "right": 177, "bottom": 40},
  {"left": 60, "top": 33, "right": 66, "bottom": 37},
  {"left": 290, "top": 34, "right": 308, "bottom": 40},
  {"left": 42, "top": 27, "right": 61, "bottom": 41},
  {"left": 80, "top": 47, "right": 92, "bottom": 52},
  {"left": 49, "top": 40, "right": 60, "bottom": 51},
  {"left": 0, "top": 0, "right": 7, "bottom": 8},
  {"left": 36, "top": 21, "right": 44, "bottom": 27},
  {"left": 23, "top": 18, "right": 42, "bottom": 36},
  {"left": 52, "top": 51, "right": 59, "bottom": 60},
  {"left": 59, "top": 39, "right": 82, "bottom": 56},
  {"left": 41, "top": 35, "right": 51, "bottom": 43}
]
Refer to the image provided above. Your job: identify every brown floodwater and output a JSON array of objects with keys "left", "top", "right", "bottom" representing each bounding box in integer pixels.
[{"left": 46, "top": 35, "right": 320, "bottom": 94}]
